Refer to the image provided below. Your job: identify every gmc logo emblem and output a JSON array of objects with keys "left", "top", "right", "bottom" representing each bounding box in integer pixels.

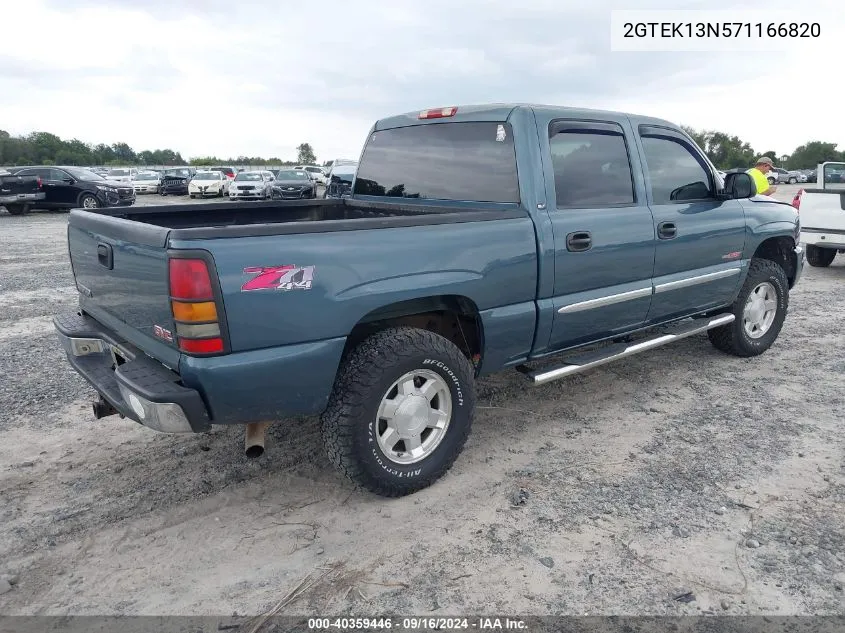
[{"left": 153, "top": 325, "right": 173, "bottom": 342}]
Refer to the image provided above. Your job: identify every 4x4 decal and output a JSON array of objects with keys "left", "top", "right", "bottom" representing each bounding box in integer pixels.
[{"left": 241, "top": 265, "right": 315, "bottom": 292}]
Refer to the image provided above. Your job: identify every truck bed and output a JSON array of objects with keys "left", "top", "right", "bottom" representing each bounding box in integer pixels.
[{"left": 93, "top": 198, "right": 525, "bottom": 238}]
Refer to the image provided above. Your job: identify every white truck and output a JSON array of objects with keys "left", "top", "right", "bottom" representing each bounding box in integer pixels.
[{"left": 794, "top": 162, "right": 845, "bottom": 267}]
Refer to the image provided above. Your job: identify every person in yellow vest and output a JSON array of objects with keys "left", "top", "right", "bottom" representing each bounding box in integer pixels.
[{"left": 747, "top": 156, "right": 777, "bottom": 196}]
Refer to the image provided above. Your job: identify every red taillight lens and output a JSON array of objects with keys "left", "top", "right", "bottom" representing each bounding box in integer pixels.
[
  {"left": 36, "top": 176, "right": 42, "bottom": 188},
  {"left": 418, "top": 106, "right": 458, "bottom": 119},
  {"left": 179, "top": 337, "right": 224, "bottom": 354},
  {"left": 792, "top": 188, "right": 803, "bottom": 211},
  {"left": 169, "top": 258, "right": 214, "bottom": 300},
  {"left": 168, "top": 257, "right": 225, "bottom": 355}
]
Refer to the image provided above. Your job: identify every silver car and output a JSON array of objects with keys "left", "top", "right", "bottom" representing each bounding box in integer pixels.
[
  {"left": 132, "top": 171, "right": 162, "bottom": 194},
  {"left": 228, "top": 170, "right": 275, "bottom": 200}
]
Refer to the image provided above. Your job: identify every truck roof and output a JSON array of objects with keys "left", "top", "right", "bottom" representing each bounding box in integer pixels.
[{"left": 373, "top": 103, "right": 677, "bottom": 131}]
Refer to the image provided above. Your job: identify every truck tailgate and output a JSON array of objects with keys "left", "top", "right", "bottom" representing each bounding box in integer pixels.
[{"left": 68, "top": 210, "right": 180, "bottom": 366}]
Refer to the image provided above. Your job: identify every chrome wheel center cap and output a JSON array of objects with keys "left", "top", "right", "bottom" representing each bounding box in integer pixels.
[{"left": 395, "top": 395, "right": 429, "bottom": 437}]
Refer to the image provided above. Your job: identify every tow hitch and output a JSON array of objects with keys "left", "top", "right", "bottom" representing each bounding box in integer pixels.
[{"left": 92, "top": 396, "right": 119, "bottom": 419}]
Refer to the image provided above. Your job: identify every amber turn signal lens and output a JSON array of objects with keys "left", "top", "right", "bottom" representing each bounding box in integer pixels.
[{"left": 171, "top": 300, "right": 217, "bottom": 322}]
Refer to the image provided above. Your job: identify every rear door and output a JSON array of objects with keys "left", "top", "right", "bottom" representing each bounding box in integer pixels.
[
  {"left": 537, "top": 116, "right": 656, "bottom": 351},
  {"left": 633, "top": 124, "right": 746, "bottom": 323}
]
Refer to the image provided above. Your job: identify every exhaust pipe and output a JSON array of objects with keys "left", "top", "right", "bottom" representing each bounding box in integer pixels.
[{"left": 245, "top": 421, "right": 270, "bottom": 458}]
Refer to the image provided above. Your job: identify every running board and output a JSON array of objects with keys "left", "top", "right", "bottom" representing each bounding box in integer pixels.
[{"left": 516, "top": 314, "right": 735, "bottom": 386}]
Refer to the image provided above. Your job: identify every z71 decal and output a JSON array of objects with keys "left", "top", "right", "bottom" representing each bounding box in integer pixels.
[{"left": 241, "top": 265, "right": 316, "bottom": 292}]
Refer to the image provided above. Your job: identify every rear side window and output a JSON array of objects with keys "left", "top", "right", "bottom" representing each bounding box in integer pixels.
[
  {"left": 353, "top": 121, "right": 519, "bottom": 203},
  {"left": 550, "top": 130, "right": 635, "bottom": 208},
  {"left": 640, "top": 135, "right": 714, "bottom": 204}
]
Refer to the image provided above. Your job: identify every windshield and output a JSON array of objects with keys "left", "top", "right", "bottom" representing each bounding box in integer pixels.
[
  {"left": 331, "top": 166, "right": 356, "bottom": 178},
  {"left": 108, "top": 169, "right": 130, "bottom": 176},
  {"left": 66, "top": 167, "right": 105, "bottom": 181},
  {"left": 304, "top": 167, "right": 322, "bottom": 173},
  {"left": 276, "top": 170, "right": 309, "bottom": 180},
  {"left": 194, "top": 172, "right": 220, "bottom": 180},
  {"left": 165, "top": 169, "right": 190, "bottom": 177},
  {"left": 235, "top": 172, "right": 263, "bottom": 181},
  {"left": 135, "top": 172, "right": 159, "bottom": 181}
]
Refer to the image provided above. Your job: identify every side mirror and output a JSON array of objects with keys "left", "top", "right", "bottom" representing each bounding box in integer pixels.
[{"left": 722, "top": 172, "right": 756, "bottom": 199}]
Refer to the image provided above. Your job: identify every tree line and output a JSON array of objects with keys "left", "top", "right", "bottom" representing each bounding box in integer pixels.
[
  {"left": 680, "top": 127, "right": 844, "bottom": 171},
  {"left": 0, "top": 131, "right": 320, "bottom": 167},
  {"left": 2, "top": 125, "right": 842, "bottom": 172}
]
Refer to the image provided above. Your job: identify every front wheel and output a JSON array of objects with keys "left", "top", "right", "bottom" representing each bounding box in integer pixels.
[
  {"left": 788, "top": 177, "right": 797, "bottom": 184},
  {"left": 708, "top": 258, "right": 789, "bottom": 357},
  {"left": 79, "top": 193, "right": 100, "bottom": 209},
  {"left": 321, "top": 327, "right": 476, "bottom": 497},
  {"left": 806, "top": 244, "right": 837, "bottom": 267}
]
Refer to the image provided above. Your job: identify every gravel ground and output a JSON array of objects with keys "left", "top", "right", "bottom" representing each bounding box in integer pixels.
[{"left": 0, "top": 186, "right": 844, "bottom": 618}]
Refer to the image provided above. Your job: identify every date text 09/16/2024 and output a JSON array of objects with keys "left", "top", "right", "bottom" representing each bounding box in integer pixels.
[{"left": 307, "top": 617, "right": 528, "bottom": 630}]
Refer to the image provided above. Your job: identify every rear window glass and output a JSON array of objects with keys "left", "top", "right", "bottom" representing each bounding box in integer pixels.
[{"left": 352, "top": 121, "right": 520, "bottom": 203}]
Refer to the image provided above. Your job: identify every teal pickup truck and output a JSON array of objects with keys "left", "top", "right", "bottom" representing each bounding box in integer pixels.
[{"left": 54, "top": 103, "right": 803, "bottom": 497}]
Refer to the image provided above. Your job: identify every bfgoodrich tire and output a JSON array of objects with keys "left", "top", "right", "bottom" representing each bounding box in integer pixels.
[
  {"left": 708, "top": 258, "right": 789, "bottom": 357},
  {"left": 321, "top": 327, "right": 476, "bottom": 497},
  {"left": 806, "top": 244, "right": 836, "bottom": 267}
]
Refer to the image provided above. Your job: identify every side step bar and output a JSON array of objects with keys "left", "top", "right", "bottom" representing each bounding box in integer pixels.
[{"left": 516, "top": 314, "right": 735, "bottom": 386}]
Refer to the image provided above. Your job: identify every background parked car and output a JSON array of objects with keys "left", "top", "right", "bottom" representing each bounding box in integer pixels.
[
  {"left": 189, "top": 170, "right": 229, "bottom": 198},
  {"left": 270, "top": 169, "right": 316, "bottom": 199},
  {"left": 132, "top": 171, "right": 162, "bottom": 194},
  {"left": 211, "top": 166, "right": 237, "bottom": 182},
  {"left": 12, "top": 165, "right": 135, "bottom": 210},
  {"left": 803, "top": 169, "right": 817, "bottom": 183},
  {"left": 107, "top": 167, "right": 138, "bottom": 183},
  {"left": 294, "top": 164, "right": 328, "bottom": 186},
  {"left": 229, "top": 170, "right": 274, "bottom": 200},
  {"left": 159, "top": 167, "right": 194, "bottom": 196},
  {"left": 324, "top": 161, "right": 357, "bottom": 198}
]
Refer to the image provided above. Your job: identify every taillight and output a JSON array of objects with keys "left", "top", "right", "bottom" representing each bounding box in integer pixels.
[
  {"left": 418, "top": 106, "right": 458, "bottom": 119},
  {"left": 168, "top": 256, "right": 226, "bottom": 355},
  {"left": 792, "top": 188, "right": 803, "bottom": 211},
  {"left": 36, "top": 176, "right": 42, "bottom": 188}
]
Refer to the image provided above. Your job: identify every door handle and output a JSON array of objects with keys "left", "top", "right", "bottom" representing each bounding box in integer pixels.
[
  {"left": 97, "top": 243, "right": 114, "bottom": 270},
  {"left": 566, "top": 231, "right": 592, "bottom": 252},
  {"left": 657, "top": 222, "right": 677, "bottom": 239}
]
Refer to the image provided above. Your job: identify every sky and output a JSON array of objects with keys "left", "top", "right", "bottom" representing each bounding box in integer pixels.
[{"left": 1, "top": 0, "right": 843, "bottom": 163}]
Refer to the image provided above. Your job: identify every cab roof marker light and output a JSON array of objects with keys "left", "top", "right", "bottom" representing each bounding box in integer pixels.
[{"left": 418, "top": 107, "right": 458, "bottom": 119}]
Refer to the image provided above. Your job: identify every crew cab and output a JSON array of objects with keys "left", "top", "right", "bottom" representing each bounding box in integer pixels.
[
  {"left": 53, "top": 104, "right": 803, "bottom": 497},
  {"left": 793, "top": 161, "right": 845, "bottom": 267},
  {"left": 0, "top": 168, "right": 45, "bottom": 215}
]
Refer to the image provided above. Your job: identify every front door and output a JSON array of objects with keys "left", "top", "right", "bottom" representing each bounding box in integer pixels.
[
  {"left": 634, "top": 124, "right": 747, "bottom": 323},
  {"left": 540, "top": 118, "right": 656, "bottom": 352}
]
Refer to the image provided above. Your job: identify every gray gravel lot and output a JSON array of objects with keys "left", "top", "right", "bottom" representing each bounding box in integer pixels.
[{"left": 0, "top": 186, "right": 844, "bottom": 618}]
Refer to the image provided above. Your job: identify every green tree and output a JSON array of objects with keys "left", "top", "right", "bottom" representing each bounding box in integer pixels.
[
  {"left": 787, "top": 141, "right": 844, "bottom": 169},
  {"left": 296, "top": 143, "right": 316, "bottom": 165},
  {"left": 189, "top": 156, "right": 219, "bottom": 166},
  {"left": 681, "top": 126, "right": 756, "bottom": 169}
]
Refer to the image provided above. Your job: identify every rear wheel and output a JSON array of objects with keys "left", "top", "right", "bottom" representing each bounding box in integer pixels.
[
  {"left": 806, "top": 244, "right": 837, "bottom": 267},
  {"left": 321, "top": 327, "right": 476, "bottom": 497},
  {"left": 5, "top": 203, "right": 29, "bottom": 216},
  {"left": 708, "top": 258, "right": 789, "bottom": 357},
  {"left": 788, "top": 177, "right": 797, "bottom": 184}
]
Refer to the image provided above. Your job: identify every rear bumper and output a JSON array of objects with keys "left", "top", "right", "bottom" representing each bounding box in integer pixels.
[
  {"left": 53, "top": 311, "right": 210, "bottom": 433},
  {"left": 800, "top": 230, "right": 845, "bottom": 250}
]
